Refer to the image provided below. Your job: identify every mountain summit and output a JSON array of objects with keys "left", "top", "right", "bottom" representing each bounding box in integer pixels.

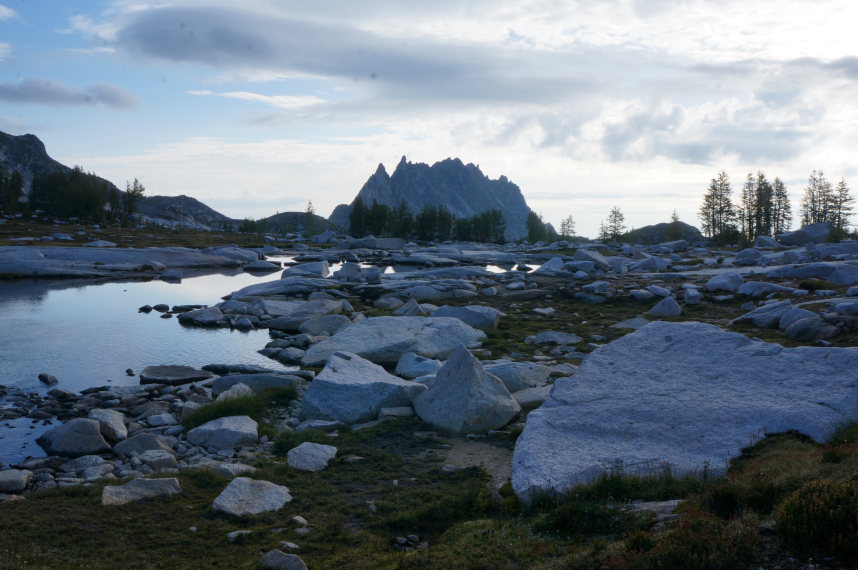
[{"left": 329, "top": 157, "right": 534, "bottom": 240}]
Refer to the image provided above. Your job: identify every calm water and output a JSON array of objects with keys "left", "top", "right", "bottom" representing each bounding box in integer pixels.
[{"left": 0, "top": 270, "right": 292, "bottom": 396}]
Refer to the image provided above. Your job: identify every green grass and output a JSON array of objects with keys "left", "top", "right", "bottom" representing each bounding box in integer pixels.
[{"left": 181, "top": 386, "right": 296, "bottom": 430}]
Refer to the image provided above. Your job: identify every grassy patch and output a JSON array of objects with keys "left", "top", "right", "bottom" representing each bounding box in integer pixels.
[{"left": 181, "top": 386, "right": 296, "bottom": 430}]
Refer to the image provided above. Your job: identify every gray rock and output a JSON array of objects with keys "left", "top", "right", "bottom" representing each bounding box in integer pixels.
[
  {"left": 737, "top": 281, "right": 799, "bottom": 297},
  {"left": 684, "top": 288, "right": 702, "bottom": 305},
  {"left": 706, "top": 273, "right": 744, "bottom": 292},
  {"left": 187, "top": 416, "right": 258, "bottom": 450},
  {"left": 512, "top": 321, "right": 858, "bottom": 500},
  {"left": 287, "top": 442, "right": 338, "bottom": 472},
  {"left": 302, "top": 316, "right": 486, "bottom": 366},
  {"left": 753, "top": 235, "right": 781, "bottom": 248},
  {"left": 431, "top": 305, "right": 503, "bottom": 330},
  {"left": 147, "top": 412, "right": 178, "bottom": 427},
  {"left": 414, "top": 345, "right": 521, "bottom": 434},
  {"left": 102, "top": 477, "right": 182, "bottom": 505},
  {"left": 139, "top": 365, "right": 214, "bottom": 386},
  {"left": 37, "top": 418, "right": 111, "bottom": 457},
  {"left": 259, "top": 550, "right": 308, "bottom": 570},
  {"left": 0, "top": 469, "right": 32, "bottom": 492},
  {"left": 730, "top": 300, "right": 793, "bottom": 328},
  {"left": 177, "top": 306, "right": 226, "bottom": 327},
  {"left": 282, "top": 260, "right": 330, "bottom": 278},
  {"left": 298, "top": 314, "right": 351, "bottom": 336},
  {"left": 574, "top": 249, "right": 610, "bottom": 271},
  {"left": 784, "top": 317, "right": 838, "bottom": 341},
  {"left": 88, "top": 408, "right": 128, "bottom": 442},
  {"left": 524, "top": 331, "right": 582, "bottom": 345},
  {"left": 210, "top": 374, "right": 303, "bottom": 397},
  {"left": 38, "top": 373, "right": 58, "bottom": 386},
  {"left": 645, "top": 296, "right": 682, "bottom": 318},
  {"left": 187, "top": 461, "right": 258, "bottom": 478},
  {"left": 139, "top": 449, "right": 178, "bottom": 471},
  {"left": 244, "top": 260, "right": 282, "bottom": 272},
  {"left": 484, "top": 361, "right": 553, "bottom": 392},
  {"left": 113, "top": 433, "right": 175, "bottom": 458},
  {"left": 778, "top": 307, "right": 820, "bottom": 331},
  {"left": 512, "top": 386, "right": 553, "bottom": 410},
  {"left": 777, "top": 222, "right": 833, "bottom": 246},
  {"left": 302, "top": 352, "right": 426, "bottom": 424},
  {"left": 212, "top": 477, "right": 292, "bottom": 516},
  {"left": 395, "top": 352, "right": 442, "bottom": 379},
  {"left": 393, "top": 297, "right": 427, "bottom": 316}
]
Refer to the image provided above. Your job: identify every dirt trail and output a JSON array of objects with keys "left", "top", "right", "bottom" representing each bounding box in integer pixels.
[{"left": 445, "top": 438, "right": 513, "bottom": 493}]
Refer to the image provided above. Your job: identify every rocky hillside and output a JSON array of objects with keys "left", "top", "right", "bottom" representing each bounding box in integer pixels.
[
  {"left": 257, "top": 211, "right": 339, "bottom": 235},
  {"left": 0, "top": 131, "right": 119, "bottom": 193},
  {"left": 329, "top": 156, "right": 534, "bottom": 240},
  {"left": 137, "top": 195, "right": 234, "bottom": 231},
  {"left": 623, "top": 221, "right": 703, "bottom": 244}
]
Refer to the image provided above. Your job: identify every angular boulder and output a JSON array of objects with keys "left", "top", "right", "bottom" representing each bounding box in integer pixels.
[
  {"left": 287, "top": 442, "right": 338, "bottom": 472},
  {"left": 212, "top": 477, "right": 292, "bottom": 516},
  {"left": 302, "top": 352, "right": 426, "bottom": 424},
  {"left": 512, "top": 321, "right": 858, "bottom": 500},
  {"left": 102, "top": 478, "right": 182, "bottom": 506},
  {"left": 113, "top": 432, "right": 175, "bottom": 458},
  {"left": 484, "top": 361, "right": 553, "bottom": 392},
  {"left": 301, "top": 316, "right": 486, "bottom": 366},
  {"left": 0, "top": 469, "right": 32, "bottom": 493},
  {"left": 36, "top": 418, "right": 111, "bottom": 457},
  {"left": 88, "top": 408, "right": 128, "bottom": 442},
  {"left": 414, "top": 345, "right": 521, "bottom": 434},
  {"left": 432, "top": 305, "right": 503, "bottom": 330},
  {"left": 187, "top": 415, "right": 258, "bottom": 449}
]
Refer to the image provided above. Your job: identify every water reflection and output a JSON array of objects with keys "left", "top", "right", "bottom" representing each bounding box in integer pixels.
[{"left": 0, "top": 270, "right": 290, "bottom": 395}]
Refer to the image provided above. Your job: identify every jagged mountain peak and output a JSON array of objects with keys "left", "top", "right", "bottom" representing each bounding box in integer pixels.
[{"left": 329, "top": 156, "right": 534, "bottom": 240}]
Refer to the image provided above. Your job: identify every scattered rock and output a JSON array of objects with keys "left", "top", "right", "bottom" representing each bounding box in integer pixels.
[
  {"left": 102, "top": 478, "right": 182, "bottom": 506},
  {"left": 36, "top": 418, "right": 111, "bottom": 457},
  {"left": 187, "top": 416, "right": 258, "bottom": 450},
  {"left": 414, "top": 345, "right": 520, "bottom": 434},
  {"left": 212, "top": 477, "right": 292, "bottom": 516},
  {"left": 287, "top": 442, "right": 338, "bottom": 472},
  {"left": 139, "top": 365, "right": 214, "bottom": 386}
]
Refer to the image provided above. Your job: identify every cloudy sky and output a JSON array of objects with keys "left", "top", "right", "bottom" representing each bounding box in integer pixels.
[{"left": 1, "top": 1, "right": 856, "bottom": 237}]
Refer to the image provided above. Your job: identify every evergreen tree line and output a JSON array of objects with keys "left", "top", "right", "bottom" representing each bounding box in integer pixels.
[
  {"left": 26, "top": 167, "right": 145, "bottom": 222},
  {"left": 699, "top": 170, "right": 854, "bottom": 245},
  {"left": 349, "top": 198, "right": 509, "bottom": 243},
  {"left": 0, "top": 167, "right": 24, "bottom": 213}
]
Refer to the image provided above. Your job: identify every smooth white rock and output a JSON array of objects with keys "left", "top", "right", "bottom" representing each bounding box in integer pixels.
[
  {"left": 512, "top": 321, "right": 858, "bottom": 500},
  {"left": 212, "top": 477, "right": 292, "bottom": 516},
  {"left": 287, "top": 442, "right": 338, "bottom": 472},
  {"left": 187, "top": 416, "right": 258, "bottom": 449}
]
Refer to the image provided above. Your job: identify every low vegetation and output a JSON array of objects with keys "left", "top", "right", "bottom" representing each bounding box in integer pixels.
[{"left": 181, "top": 386, "right": 296, "bottom": 431}]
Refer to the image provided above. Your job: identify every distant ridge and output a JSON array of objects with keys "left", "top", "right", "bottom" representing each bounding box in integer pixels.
[{"left": 329, "top": 156, "right": 534, "bottom": 240}]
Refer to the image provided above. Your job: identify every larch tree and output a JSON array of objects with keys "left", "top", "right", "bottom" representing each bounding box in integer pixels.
[
  {"left": 606, "top": 206, "right": 626, "bottom": 240},
  {"left": 698, "top": 170, "right": 736, "bottom": 243},
  {"left": 771, "top": 177, "right": 792, "bottom": 235}
]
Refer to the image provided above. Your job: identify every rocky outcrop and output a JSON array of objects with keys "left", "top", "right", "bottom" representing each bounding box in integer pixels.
[
  {"left": 329, "top": 156, "right": 535, "bottom": 240},
  {"left": 302, "top": 352, "right": 426, "bottom": 424},
  {"left": 301, "top": 316, "right": 486, "bottom": 366},
  {"left": 512, "top": 321, "right": 858, "bottom": 500},
  {"left": 101, "top": 478, "right": 182, "bottom": 505},
  {"left": 137, "top": 195, "right": 233, "bottom": 230}
]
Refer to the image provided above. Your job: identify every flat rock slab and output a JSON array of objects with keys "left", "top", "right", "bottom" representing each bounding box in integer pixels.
[
  {"left": 212, "top": 477, "right": 292, "bottom": 516},
  {"left": 512, "top": 321, "right": 858, "bottom": 501},
  {"left": 187, "top": 415, "right": 258, "bottom": 449},
  {"left": 102, "top": 478, "right": 182, "bottom": 505},
  {"left": 0, "top": 469, "right": 33, "bottom": 493},
  {"left": 139, "top": 365, "right": 214, "bottom": 385},
  {"left": 302, "top": 316, "right": 486, "bottom": 366}
]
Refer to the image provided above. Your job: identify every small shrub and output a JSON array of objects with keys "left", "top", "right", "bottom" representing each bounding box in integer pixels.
[
  {"left": 798, "top": 278, "right": 839, "bottom": 292},
  {"left": 533, "top": 498, "right": 647, "bottom": 538},
  {"left": 828, "top": 422, "right": 858, "bottom": 446},
  {"left": 607, "top": 513, "right": 760, "bottom": 570},
  {"left": 775, "top": 479, "right": 858, "bottom": 557}
]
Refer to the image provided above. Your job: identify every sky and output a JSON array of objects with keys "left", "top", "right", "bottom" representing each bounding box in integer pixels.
[{"left": 1, "top": 0, "right": 857, "bottom": 238}]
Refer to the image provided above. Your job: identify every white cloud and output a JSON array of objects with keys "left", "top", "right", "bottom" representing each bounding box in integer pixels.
[
  {"left": 188, "top": 89, "right": 327, "bottom": 109},
  {"left": 0, "top": 5, "right": 15, "bottom": 20},
  {"left": 0, "top": 42, "right": 9, "bottom": 61}
]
